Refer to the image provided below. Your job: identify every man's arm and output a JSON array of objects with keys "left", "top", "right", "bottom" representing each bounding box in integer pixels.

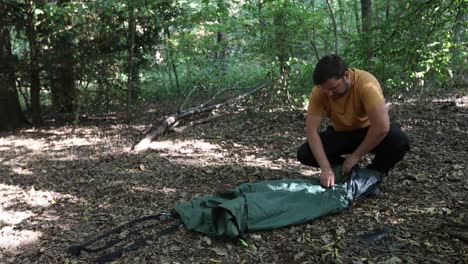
[
  {"left": 342, "top": 104, "right": 390, "bottom": 174},
  {"left": 305, "top": 114, "right": 335, "bottom": 187}
]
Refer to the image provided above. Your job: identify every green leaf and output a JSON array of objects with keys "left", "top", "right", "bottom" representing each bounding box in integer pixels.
[{"left": 34, "top": 8, "right": 44, "bottom": 15}]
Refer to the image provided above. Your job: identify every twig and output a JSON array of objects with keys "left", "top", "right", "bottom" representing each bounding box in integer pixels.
[
  {"left": 181, "top": 81, "right": 249, "bottom": 114},
  {"left": 169, "top": 115, "right": 220, "bottom": 133},
  {"left": 442, "top": 228, "right": 468, "bottom": 243},
  {"left": 179, "top": 85, "right": 199, "bottom": 111},
  {"left": 365, "top": 245, "right": 447, "bottom": 264}
]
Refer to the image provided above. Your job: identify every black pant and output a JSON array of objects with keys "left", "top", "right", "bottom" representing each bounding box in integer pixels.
[{"left": 297, "top": 123, "right": 410, "bottom": 174}]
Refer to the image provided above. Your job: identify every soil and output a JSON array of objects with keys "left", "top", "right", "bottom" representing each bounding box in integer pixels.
[{"left": 0, "top": 93, "right": 467, "bottom": 263}]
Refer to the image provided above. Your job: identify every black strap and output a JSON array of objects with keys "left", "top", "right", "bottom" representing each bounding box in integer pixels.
[
  {"left": 68, "top": 213, "right": 173, "bottom": 257},
  {"left": 95, "top": 221, "right": 183, "bottom": 264}
]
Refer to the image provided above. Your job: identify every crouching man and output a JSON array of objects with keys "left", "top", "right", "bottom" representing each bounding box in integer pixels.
[{"left": 297, "top": 54, "right": 410, "bottom": 188}]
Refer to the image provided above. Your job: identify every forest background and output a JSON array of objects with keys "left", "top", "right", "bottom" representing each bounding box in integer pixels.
[
  {"left": 0, "top": 1, "right": 467, "bottom": 263},
  {"left": 0, "top": 0, "right": 466, "bottom": 129}
]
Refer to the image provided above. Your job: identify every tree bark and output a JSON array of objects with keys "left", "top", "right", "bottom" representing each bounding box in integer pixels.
[
  {"left": 215, "top": 0, "right": 228, "bottom": 60},
  {"left": 309, "top": 0, "right": 320, "bottom": 61},
  {"left": 164, "top": 28, "right": 180, "bottom": 95},
  {"left": 326, "top": 0, "right": 339, "bottom": 54},
  {"left": 50, "top": 0, "right": 76, "bottom": 113},
  {"left": 127, "top": 0, "right": 136, "bottom": 118},
  {"left": 273, "top": 1, "right": 291, "bottom": 75},
  {"left": 26, "top": 0, "right": 42, "bottom": 125},
  {"left": 361, "top": 0, "right": 373, "bottom": 61},
  {"left": 353, "top": 0, "right": 361, "bottom": 35},
  {"left": 0, "top": 4, "right": 26, "bottom": 130},
  {"left": 51, "top": 32, "right": 76, "bottom": 112}
]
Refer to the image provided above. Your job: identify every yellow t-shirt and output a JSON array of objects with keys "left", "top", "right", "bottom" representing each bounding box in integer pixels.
[{"left": 307, "top": 68, "right": 385, "bottom": 131}]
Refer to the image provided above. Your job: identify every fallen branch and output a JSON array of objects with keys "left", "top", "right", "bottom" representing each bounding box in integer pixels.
[
  {"left": 442, "top": 228, "right": 468, "bottom": 243},
  {"left": 170, "top": 115, "right": 220, "bottom": 134},
  {"left": 132, "top": 81, "right": 270, "bottom": 152}
]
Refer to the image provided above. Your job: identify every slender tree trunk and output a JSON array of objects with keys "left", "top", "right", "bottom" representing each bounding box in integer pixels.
[
  {"left": 26, "top": 0, "right": 42, "bottom": 125},
  {"left": 353, "top": 0, "right": 361, "bottom": 35},
  {"left": 215, "top": 0, "right": 228, "bottom": 85},
  {"left": 337, "top": 0, "right": 346, "bottom": 35},
  {"left": 0, "top": 4, "right": 26, "bottom": 130},
  {"left": 50, "top": 0, "right": 76, "bottom": 113},
  {"left": 51, "top": 32, "right": 75, "bottom": 112},
  {"left": 451, "top": 1, "right": 465, "bottom": 81},
  {"left": 385, "top": 0, "right": 390, "bottom": 21},
  {"left": 309, "top": 0, "right": 320, "bottom": 61},
  {"left": 326, "top": 0, "right": 338, "bottom": 54},
  {"left": 127, "top": 0, "right": 136, "bottom": 117},
  {"left": 273, "top": 1, "right": 290, "bottom": 75},
  {"left": 215, "top": 0, "right": 228, "bottom": 60},
  {"left": 164, "top": 28, "right": 180, "bottom": 95},
  {"left": 361, "top": 0, "right": 373, "bottom": 61}
]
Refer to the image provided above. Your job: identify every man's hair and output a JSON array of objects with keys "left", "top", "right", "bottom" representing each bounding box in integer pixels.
[{"left": 313, "top": 54, "right": 348, "bottom": 85}]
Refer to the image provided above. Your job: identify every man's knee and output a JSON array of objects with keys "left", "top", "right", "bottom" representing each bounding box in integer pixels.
[
  {"left": 297, "top": 142, "right": 316, "bottom": 166},
  {"left": 390, "top": 124, "right": 410, "bottom": 153},
  {"left": 382, "top": 124, "right": 410, "bottom": 155}
]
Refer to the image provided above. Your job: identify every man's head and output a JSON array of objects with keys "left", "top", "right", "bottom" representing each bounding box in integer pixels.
[{"left": 313, "top": 54, "right": 350, "bottom": 99}]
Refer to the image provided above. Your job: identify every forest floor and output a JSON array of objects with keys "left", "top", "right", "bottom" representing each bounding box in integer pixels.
[{"left": 0, "top": 92, "right": 467, "bottom": 264}]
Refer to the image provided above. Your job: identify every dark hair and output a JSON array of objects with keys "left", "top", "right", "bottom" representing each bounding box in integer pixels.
[{"left": 313, "top": 54, "right": 348, "bottom": 85}]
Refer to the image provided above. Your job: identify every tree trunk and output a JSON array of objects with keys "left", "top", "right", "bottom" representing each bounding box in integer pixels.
[
  {"left": 309, "top": 0, "right": 320, "bottom": 61},
  {"left": 337, "top": 0, "right": 346, "bottom": 39},
  {"left": 127, "top": 0, "right": 136, "bottom": 117},
  {"left": 0, "top": 5, "right": 26, "bottom": 130},
  {"left": 164, "top": 28, "right": 180, "bottom": 95},
  {"left": 361, "top": 0, "right": 373, "bottom": 61},
  {"left": 51, "top": 32, "right": 76, "bottom": 112},
  {"left": 326, "top": 0, "right": 339, "bottom": 54},
  {"left": 51, "top": 0, "right": 76, "bottom": 113},
  {"left": 273, "top": 1, "right": 290, "bottom": 75},
  {"left": 26, "top": 0, "right": 42, "bottom": 125},
  {"left": 353, "top": 0, "right": 361, "bottom": 35},
  {"left": 215, "top": 0, "right": 228, "bottom": 60}
]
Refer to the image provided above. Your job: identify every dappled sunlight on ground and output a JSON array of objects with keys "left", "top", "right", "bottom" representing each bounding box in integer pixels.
[
  {"left": 432, "top": 94, "right": 468, "bottom": 108},
  {"left": 149, "top": 139, "right": 221, "bottom": 152},
  {"left": 0, "top": 137, "right": 47, "bottom": 151},
  {"left": 0, "top": 209, "right": 34, "bottom": 225},
  {"left": 0, "top": 226, "right": 41, "bottom": 253},
  {"left": 0, "top": 183, "right": 83, "bottom": 255},
  {"left": 0, "top": 132, "right": 102, "bottom": 152},
  {"left": 150, "top": 138, "right": 319, "bottom": 178},
  {"left": 0, "top": 95, "right": 466, "bottom": 263},
  {"left": 132, "top": 186, "right": 177, "bottom": 194},
  {"left": 151, "top": 139, "right": 311, "bottom": 178},
  {"left": 0, "top": 184, "right": 57, "bottom": 208}
]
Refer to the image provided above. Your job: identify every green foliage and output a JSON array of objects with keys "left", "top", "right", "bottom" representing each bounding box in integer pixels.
[
  {"left": 140, "top": 56, "right": 268, "bottom": 101},
  {"left": 6, "top": 0, "right": 466, "bottom": 118}
]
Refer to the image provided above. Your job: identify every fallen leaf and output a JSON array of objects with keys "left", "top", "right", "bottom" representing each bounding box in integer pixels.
[
  {"left": 211, "top": 247, "right": 228, "bottom": 256},
  {"left": 383, "top": 256, "right": 402, "bottom": 264}
]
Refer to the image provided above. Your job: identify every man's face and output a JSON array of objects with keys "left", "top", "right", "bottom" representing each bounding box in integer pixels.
[{"left": 319, "top": 71, "right": 350, "bottom": 100}]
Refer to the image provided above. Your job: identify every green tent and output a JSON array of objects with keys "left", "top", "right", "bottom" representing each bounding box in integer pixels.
[
  {"left": 175, "top": 166, "right": 382, "bottom": 239},
  {"left": 68, "top": 166, "right": 383, "bottom": 263}
]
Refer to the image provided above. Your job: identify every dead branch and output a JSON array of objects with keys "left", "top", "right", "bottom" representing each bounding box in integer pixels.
[
  {"left": 132, "top": 80, "right": 270, "bottom": 152},
  {"left": 170, "top": 115, "right": 220, "bottom": 134},
  {"left": 179, "top": 80, "right": 246, "bottom": 111},
  {"left": 442, "top": 229, "right": 468, "bottom": 243}
]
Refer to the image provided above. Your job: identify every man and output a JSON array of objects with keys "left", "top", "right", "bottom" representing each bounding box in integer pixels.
[{"left": 297, "top": 54, "right": 410, "bottom": 188}]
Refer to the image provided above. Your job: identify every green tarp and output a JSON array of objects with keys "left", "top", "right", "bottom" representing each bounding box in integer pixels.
[{"left": 175, "top": 167, "right": 382, "bottom": 239}]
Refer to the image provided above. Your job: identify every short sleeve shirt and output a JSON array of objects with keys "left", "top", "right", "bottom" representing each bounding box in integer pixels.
[{"left": 307, "top": 68, "right": 385, "bottom": 131}]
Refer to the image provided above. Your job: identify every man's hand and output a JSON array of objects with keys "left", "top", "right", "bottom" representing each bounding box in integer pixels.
[
  {"left": 342, "top": 154, "right": 360, "bottom": 175},
  {"left": 320, "top": 168, "right": 335, "bottom": 188}
]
